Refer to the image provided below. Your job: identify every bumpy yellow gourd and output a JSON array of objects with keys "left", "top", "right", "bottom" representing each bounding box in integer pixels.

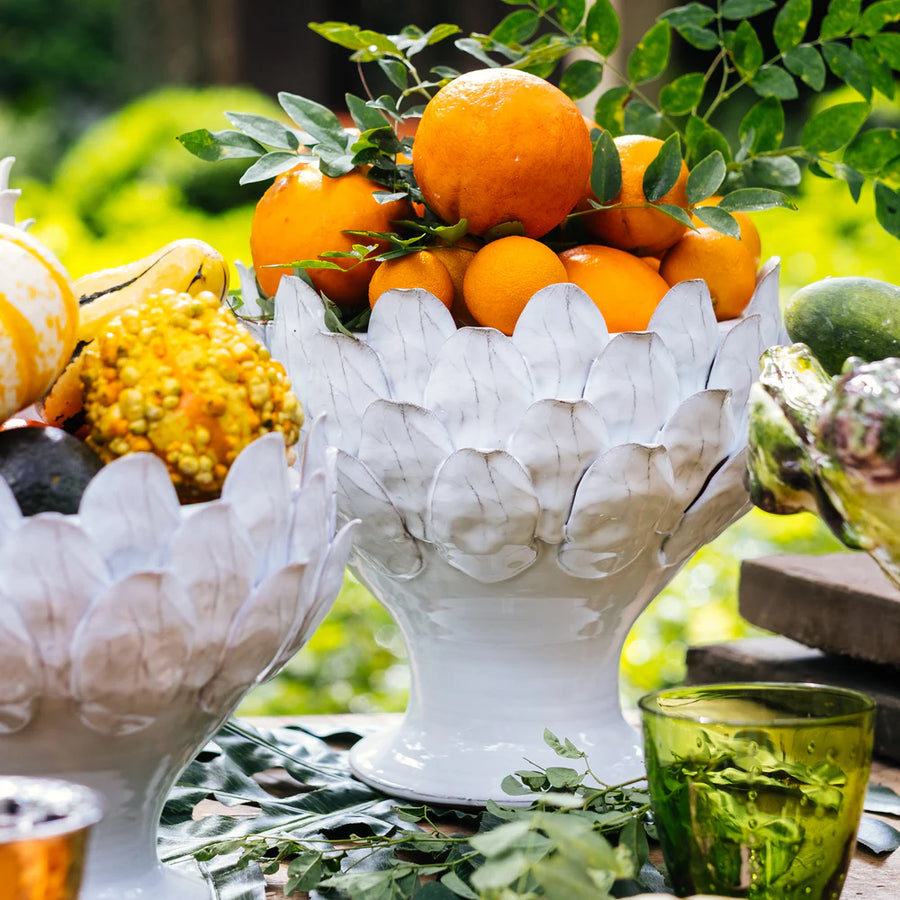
[
  {"left": 0, "top": 159, "right": 78, "bottom": 421},
  {"left": 80, "top": 288, "right": 304, "bottom": 502}
]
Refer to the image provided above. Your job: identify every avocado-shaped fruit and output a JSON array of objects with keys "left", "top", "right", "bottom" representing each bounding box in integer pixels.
[
  {"left": 784, "top": 276, "right": 900, "bottom": 376},
  {"left": 0, "top": 425, "right": 104, "bottom": 515}
]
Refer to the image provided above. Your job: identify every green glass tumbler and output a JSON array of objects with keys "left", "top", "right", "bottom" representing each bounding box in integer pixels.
[{"left": 639, "top": 682, "right": 875, "bottom": 900}]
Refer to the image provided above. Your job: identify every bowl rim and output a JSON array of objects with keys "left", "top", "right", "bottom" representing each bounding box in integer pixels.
[{"left": 0, "top": 776, "right": 103, "bottom": 843}]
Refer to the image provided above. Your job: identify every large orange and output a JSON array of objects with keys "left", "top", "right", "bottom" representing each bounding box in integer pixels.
[
  {"left": 462, "top": 236, "right": 568, "bottom": 335},
  {"left": 582, "top": 134, "right": 690, "bottom": 256},
  {"left": 558, "top": 244, "right": 670, "bottom": 332},
  {"left": 691, "top": 195, "right": 762, "bottom": 265},
  {"left": 660, "top": 227, "right": 757, "bottom": 321},
  {"left": 368, "top": 251, "right": 454, "bottom": 309},
  {"left": 250, "top": 163, "right": 411, "bottom": 305},
  {"left": 412, "top": 68, "right": 593, "bottom": 239}
]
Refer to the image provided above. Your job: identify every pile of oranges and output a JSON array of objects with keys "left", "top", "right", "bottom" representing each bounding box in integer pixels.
[{"left": 249, "top": 67, "right": 761, "bottom": 336}]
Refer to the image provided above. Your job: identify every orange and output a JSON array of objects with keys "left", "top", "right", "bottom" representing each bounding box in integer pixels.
[
  {"left": 368, "top": 251, "right": 454, "bottom": 309},
  {"left": 691, "top": 196, "right": 762, "bottom": 265},
  {"left": 429, "top": 238, "right": 481, "bottom": 325},
  {"left": 582, "top": 134, "right": 690, "bottom": 256},
  {"left": 659, "top": 227, "right": 757, "bottom": 321},
  {"left": 250, "top": 163, "right": 411, "bottom": 305},
  {"left": 462, "top": 236, "right": 568, "bottom": 335},
  {"left": 412, "top": 68, "right": 593, "bottom": 239},
  {"left": 558, "top": 244, "right": 670, "bottom": 332}
]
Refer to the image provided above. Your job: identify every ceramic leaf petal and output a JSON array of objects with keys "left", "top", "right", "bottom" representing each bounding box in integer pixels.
[
  {"left": 336, "top": 450, "right": 423, "bottom": 577},
  {"left": 366, "top": 290, "right": 457, "bottom": 404},
  {"left": 648, "top": 280, "right": 719, "bottom": 398},
  {"left": 305, "top": 331, "right": 391, "bottom": 453},
  {"left": 358, "top": 400, "right": 453, "bottom": 540},
  {"left": 560, "top": 443, "right": 674, "bottom": 578},
  {"left": 0, "top": 603, "right": 41, "bottom": 733},
  {"left": 657, "top": 389, "right": 733, "bottom": 529},
  {"left": 0, "top": 517, "right": 109, "bottom": 697},
  {"left": 428, "top": 449, "right": 539, "bottom": 582},
  {"left": 199, "top": 563, "right": 306, "bottom": 714},
  {"left": 661, "top": 449, "right": 751, "bottom": 567},
  {"left": 743, "top": 257, "right": 785, "bottom": 346},
  {"left": 583, "top": 333, "right": 680, "bottom": 444},
  {"left": 168, "top": 502, "right": 257, "bottom": 687},
  {"left": 288, "top": 468, "right": 330, "bottom": 567},
  {"left": 294, "top": 413, "right": 332, "bottom": 487},
  {"left": 512, "top": 283, "right": 610, "bottom": 400},
  {"left": 71, "top": 571, "right": 194, "bottom": 736},
  {"left": 509, "top": 399, "right": 609, "bottom": 543},
  {"left": 221, "top": 432, "right": 293, "bottom": 580},
  {"left": 707, "top": 314, "right": 763, "bottom": 449},
  {"left": 78, "top": 453, "right": 181, "bottom": 578},
  {"left": 269, "top": 275, "right": 329, "bottom": 381},
  {"left": 425, "top": 328, "right": 534, "bottom": 450},
  {"left": 0, "top": 478, "right": 21, "bottom": 547}
]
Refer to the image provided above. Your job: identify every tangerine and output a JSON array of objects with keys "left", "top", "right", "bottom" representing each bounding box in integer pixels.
[
  {"left": 558, "top": 244, "right": 670, "bottom": 332},
  {"left": 368, "top": 251, "right": 454, "bottom": 309},
  {"left": 250, "top": 163, "right": 411, "bottom": 305},
  {"left": 412, "top": 68, "right": 593, "bottom": 239},
  {"left": 462, "top": 236, "right": 568, "bottom": 335},
  {"left": 582, "top": 134, "right": 690, "bottom": 256},
  {"left": 691, "top": 196, "right": 762, "bottom": 265},
  {"left": 660, "top": 226, "right": 757, "bottom": 321}
]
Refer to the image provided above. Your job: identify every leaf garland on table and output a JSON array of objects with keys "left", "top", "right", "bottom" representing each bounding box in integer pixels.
[{"left": 160, "top": 720, "right": 658, "bottom": 899}]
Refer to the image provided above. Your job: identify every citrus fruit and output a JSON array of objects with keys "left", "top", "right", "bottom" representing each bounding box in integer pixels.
[
  {"left": 430, "top": 239, "right": 481, "bottom": 325},
  {"left": 582, "top": 134, "right": 690, "bottom": 256},
  {"left": 412, "top": 68, "right": 593, "bottom": 239},
  {"left": 660, "top": 227, "right": 757, "bottom": 321},
  {"left": 462, "top": 236, "right": 568, "bottom": 335},
  {"left": 692, "top": 196, "right": 762, "bottom": 264},
  {"left": 368, "top": 251, "right": 454, "bottom": 309},
  {"left": 250, "top": 163, "right": 411, "bottom": 305},
  {"left": 558, "top": 244, "right": 670, "bottom": 332}
]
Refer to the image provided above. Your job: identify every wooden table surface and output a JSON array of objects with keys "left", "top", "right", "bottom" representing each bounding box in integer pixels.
[{"left": 246, "top": 714, "right": 900, "bottom": 899}]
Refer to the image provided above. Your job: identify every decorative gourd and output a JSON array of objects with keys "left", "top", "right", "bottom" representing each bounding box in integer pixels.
[{"left": 0, "top": 158, "right": 78, "bottom": 422}]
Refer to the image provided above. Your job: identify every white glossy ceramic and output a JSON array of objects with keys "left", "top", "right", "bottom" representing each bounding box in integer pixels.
[
  {"left": 270, "top": 268, "right": 785, "bottom": 805},
  {"left": 0, "top": 424, "right": 355, "bottom": 899}
]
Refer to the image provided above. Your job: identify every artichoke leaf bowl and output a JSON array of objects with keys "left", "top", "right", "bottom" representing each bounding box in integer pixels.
[
  {"left": 270, "top": 264, "right": 785, "bottom": 806},
  {"left": 0, "top": 423, "right": 355, "bottom": 900}
]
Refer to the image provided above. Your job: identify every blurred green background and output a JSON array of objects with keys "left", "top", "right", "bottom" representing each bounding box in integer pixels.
[{"left": 4, "top": 1, "right": 900, "bottom": 717}]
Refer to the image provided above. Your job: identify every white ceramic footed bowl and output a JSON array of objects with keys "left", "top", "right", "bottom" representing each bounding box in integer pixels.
[
  {"left": 270, "top": 266, "right": 785, "bottom": 805},
  {"left": 0, "top": 423, "right": 354, "bottom": 900}
]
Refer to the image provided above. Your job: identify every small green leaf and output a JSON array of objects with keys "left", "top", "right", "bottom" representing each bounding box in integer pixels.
[
  {"left": 858, "top": 0, "right": 900, "bottom": 35},
  {"left": 591, "top": 129, "right": 623, "bottom": 203},
  {"left": 687, "top": 151, "right": 727, "bottom": 204},
  {"left": 845, "top": 127, "right": 900, "bottom": 172},
  {"left": 693, "top": 205, "right": 742, "bottom": 238},
  {"left": 678, "top": 25, "right": 720, "bottom": 50},
  {"left": 224, "top": 112, "right": 300, "bottom": 150},
  {"left": 719, "top": 187, "right": 797, "bottom": 211},
  {"left": 820, "top": 0, "right": 860, "bottom": 39},
  {"left": 659, "top": 71, "right": 705, "bottom": 115},
  {"left": 751, "top": 65, "right": 798, "bottom": 99},
  {"left": 585, "top": 0, "right": 619, "bottom": 56},
  {"left": 545, "top": 766, "right": 584, "bottom": 788},
  {"left": 238, "top": 151, "right": 303, "bottom": 184},
  {"left": 501, "top": 775, "right": 535, "bottom": 796},
  {"left": 491, "top": 9, "right": 540, "bottom": 44},
  {"left": 751, "top": 155, "right": 803, "bottom": 186},
  {"left": 627, "top": 20, "right": 672, "bottom": 84},
  {"left": 833, "top": 161, "right": 865, "bottom": 201},
  {"left": 345, "top": 94, "right": 390, "bottom": 133},
  {"left": 560, "top": 59, "right": 605, "bottom": 100},
  {"left": 285, "top": 853, "right": 323, "bottom": 893},
  {"left": 440, "top": 870, "right": 479, "bottom": 900},
  {"left": 558, "top": 0, "right": 587, "bottom": 32},
  {"left": 470, "top": 851, "right": 532, "bottom": 892},
  {"left": 308, "top": 22, "right": 400, "bottom": 58},
  {"left": 471, "top": 820, "right": 533, "bottom": 857},
  {"left": 731, "top": 21, "right": 765, "bottom": 78},
  {"left": 643, "top": 133, "right": 684, "bottom": 202},
  {"left": 875, "top": 179, "right": 900, "bottom": 238},
  {"left": 278, "top": 92, "right": 347, "bottom": 145},
  {"left": 594, "top": 85, "right": 629, "bottom": 136},
  {"left": 722, "top": 0, "right": 776, "bottom": 18},
  {"left": 739, "top": 96, "right": 785, "bottom": 153},
  {"left": 655, "top": 204, "right": 695, "bottom": 228},
  {"left": 660, "top": 2, "right": 716, "bottom": 28},
  {"left": 855, "top": 38, "right": 896, "bottom": 98},
  {"left": 872, "top": 32, "right": 900, "bottom": 70},
  {"left": 823, "top": 43, "right": 873, "bottom": 99},
  {"left": 783, "top": 44, "right": 827, "bottom": 91},
  {"left": 623, "top": 100, "right": 663, "bottom": 136},
  {"left": 378, "top": 58, "right": 408, "bottom": 90},
  {"left": 453, "top": 37, "right": 501, "bottom": 68},
  {"left": 176, "top": 128, "right": 266, "bottom": 162},
  {"left": 774, "top": 0, "right": 811, "bottom": 51},
  {"left": 684, "top": 116, "right": 733, "bottom": 166},
  {"left": 801, "top": 100, "right": 869, "bottom": 153}
]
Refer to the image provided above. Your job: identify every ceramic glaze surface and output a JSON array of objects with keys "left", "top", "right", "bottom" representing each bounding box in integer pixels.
[
  {"left": 0, "top": 424, "right": 354, "bottom": 899},
  {"left": 270, "top": 269, "right": 785, "bottom": 804}
]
